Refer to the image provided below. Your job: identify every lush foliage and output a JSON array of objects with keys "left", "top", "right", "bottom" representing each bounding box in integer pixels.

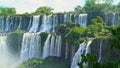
[
  {"left": 0, "top": 7, "right": 16, "bottom": 16},
  {"left": 19, "top": 57, "right": 70, "bottom": 68},
  {"left": 65, "top": 27, "right": 87, "bottom": 45},
  {"left": 32, "top": 6, "right": 53, "bottom": 15},
  {"left": 78, "top": 54, "right": 120, "bottom": 68},
  {"left": 40, "top": 32, "right": 48, "bottom": 45},
  {"left": 12, "top": 30, "right": 25, "bottom": 34},
  {"left": 55, "top": 16, "right": 107, "bottom": 46},
  {"left": 111, "top": 25, "right": 120, "bottom": 50}
]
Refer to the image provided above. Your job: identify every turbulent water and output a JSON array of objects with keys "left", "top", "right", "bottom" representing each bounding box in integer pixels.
[
  {"left": 42, "top": 34, "right": 62, "bottom": 59},
  {"left": 71, "top": 40, "right": 92, "bottom": 68},
  {"left": 0, "top": 14, "right": 88, "bottom": 32},
  {"left": 0, "top": 34, "right": 18, "bottom": 68},
  {"left": 98, "top": 40, "right": 103, "bottom": 62},
  {"left": 29, "top": 16, "right": 40, "bottom": 32},
  {"left": 20, "top": 33, "right": 41, "bottom": 61},
  {"left": 0, "top": 13, "right": 111, "bottom": 68},
  {"left": 0, "top": 34, "right": 9, "bottom": 68}
]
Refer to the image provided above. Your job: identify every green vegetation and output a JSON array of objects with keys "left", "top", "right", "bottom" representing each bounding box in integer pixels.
[
  {"left": 19, "top": 57, "right": 70, "bottom": 68},
  {"left": 110, "top": 25, "right": 120, "bottom": 50},
  {"left": 11, "top": 30, "right": 25, "bottom": 35},
  {"left": 0, "top": 0, "right": 120, "bottom": 68},
  {"left": 0, "top": 7, "right": 16, "bottom": 16},
  {"left": 22, "top": 12, "right": 31, "bottom": 17},
  {"left": 40, "top": 32, "right": 48, "bottom": 45},
  {"left": 7, "top": 32, "right": 23, "bottom": 55},
  {"left": 32, "top": 6, "right": 53, "bottom": 15},
  {"left": 55, "top": 16, "right": 107, "bottom": 46},
  {"left": 78, "top": 54, "right": 120, "bottom": 68}
]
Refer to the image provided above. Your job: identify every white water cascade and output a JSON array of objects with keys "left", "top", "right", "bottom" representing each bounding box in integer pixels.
[
  {"left": 79, "top": 14, "right": 87, "bottom": 26},
  {"left": 39, "top": 15, "right": 52, "bottom": 32},
  {"left": 74, "top": 14, "right": 87, "bottom": 26},
  {"left": 29, "top": 15, "right": 40, "bottom": 32},
  {"left": 5, "top": 17, "right": 10, "bottom": 32},
  {"left": 42, "top": 34, "right": 62, "bottom": 59},
  {"left": 0, "top": 34, "right": 9, "bottom": 68},
  {"left": 42, "top": 34, "right": 51, "bottom": 59},
  {"left": 52, "top": 15, "right": 58, "bottom": 32},
  {"left": 17, "top": 16, "right": 22, "bottom": 30},
  {"left": 71, "top": 40, "right": 92, "bottom": 68},
  {"left": 0, "top": 34, "right": 18, "bottom": 68},
  {"left": 20, "top": 33, "right": 41, "bottom": 61},
  {"left": 98, "top": 40, "right": 103, "bottom": 62}
]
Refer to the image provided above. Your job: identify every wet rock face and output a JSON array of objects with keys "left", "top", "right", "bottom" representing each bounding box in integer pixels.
[
  {"left": 90, "top": 39, "right": 120, "bottom": 63},
  {"left": 7, "top": 33, "right": 23, "bottom": 56}
]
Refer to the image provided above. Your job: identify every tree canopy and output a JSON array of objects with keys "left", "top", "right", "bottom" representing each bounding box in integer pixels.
[
  {"left": 0, "top": 7, "right": 16, "bottom": 16},
  {"left": 33, "top": 6, "right": 53, "bottom": 15}
]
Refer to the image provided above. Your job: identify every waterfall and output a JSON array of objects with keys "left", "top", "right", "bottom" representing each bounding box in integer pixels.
[
  {"left": 39, "top": 15, "right": 52, "bottom": 32},
  {"left": 50, "top": 35, "right": 55, "bottom": 56},
  {"left": 64, "top": 14, "right": 72, "bottom": 23},
  {"left": 9, "top": 17, "right": 14, "bottom": 32},
  {"left": 27, "top": 16, "right": 32, "bottom": 31},
  {"left": 20, "top": 33, "right": 41, "bottom": 61},
  {"left": 29, "top": 15, "right": 40, "bottom": 32},
  {"left": 0, "top": 14, "right": 88, "bottom": 33},
  {"left": 0, "top": 34, "right": 9, "bottom": 68},
  {"left": 112, "top": 13, "right": 116, "bottom": 25},
  {"left": 42, "top": 34, "right": 62, "bottom": 59},
  {"left": 0, "top": 34, "right": 19, "bottom": 68},
  {"left": 105, "top": 13, "right": 119, "bottom": 26},
  {"left": 56, "top": 35, "right": 62, "bottom": 57},
  {"left": 52, "top": 15, "right": 58, "bottom": 32},
  {"left": 98, "top": 40, "right": 103, "bottom": 62},
  {"left": 5, "top": 17, "right": 10, "bottom": 32},
  {"left": 71, "top": 40, "right": 92, "bottom": 68},
  {"left": 79, "top": 14, "right": 87, "bottom": 26},
  {"left": 65, "top": 41, "right": 68, "bottom": 59},
  {"left": 42, "top": 34, "right": 51, "bottom": 59},
  {"left": 17, "top": 16, "right": 22, "bottom": 30},
  {"left": 1, "top": 17, "right": 4, "bottom": 32}
]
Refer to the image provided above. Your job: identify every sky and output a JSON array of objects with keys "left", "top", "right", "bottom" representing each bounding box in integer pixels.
[{"left": 0, "top": 0, "right": 119, "bottom": 14}]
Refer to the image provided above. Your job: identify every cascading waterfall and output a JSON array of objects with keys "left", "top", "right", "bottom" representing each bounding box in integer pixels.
[
  {"left": 71, "top": 40, "right": 92, "bottom": 68},
  {"left": 0, "top": 34, "right": 19, "bottom": 68},
  {"left": 64, "top": 14, "right": 72, "bottom": 23},
  {"left": 29, "top": 15, "right": 40, "bottom": 32},
  {"left": 112, "top": 13, "right": 116, "bottom": 25},
  {"left": 79, "top": 14, "right": 87, "bottom": 26},
  {"left": 42, "top": 34, "right": 51, "bottom": 59},
  {"left": 1, "top": 17, "right": 5, "bottom": 32},
  {"left": 0, "top": 14, "right": 87, "bottom": 33},
  {"left": 5, "top": 17, "right": 10, "bottom": 32},
  {"left": 74, "top": 14, "right": 87, "bottom": 26},
  {"left": 39, "top": 15, "right": 52, "bottom": 32},
  {"left": 0, "top": 14, "right": 88, "bottom": 68},
  {"left": 17, "top": 16, "right": 22, "bottom": 30},
  {"left": 27, "top": 16, "right": 32, "bottom": 31},
  {"left": 42, "top": 34, "right": 62, "bottom": 59},
  {"left": 0, "top": 34, "right": 9, "bottom": 68},
  {"left": 98, "top": 40, "right": 103, "bottom": 62},
  {"left": 20, "top": 33, "right": 41, "bottom": 61},
  {"left": 105, "top": 13, "right": 119, "bottom": 26},
  {"left": 52, "top": 15, "right": 58, "bottom": 32}
]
